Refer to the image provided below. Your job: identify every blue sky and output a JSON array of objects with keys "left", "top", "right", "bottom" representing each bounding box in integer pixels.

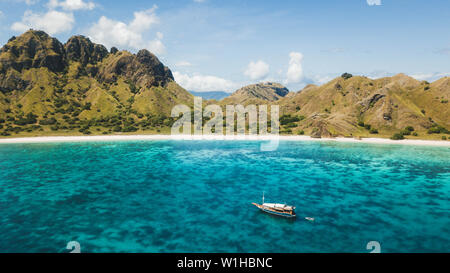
[{"left": 0, "top": 0, "right": 449, "bottom": 92}]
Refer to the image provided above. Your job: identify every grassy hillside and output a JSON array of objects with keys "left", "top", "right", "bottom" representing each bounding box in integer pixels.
[
  {"left": 0, "top": 30, "right": 193, "bottom": 137},
  {"left": 221, "top": 82, "right": 289, "bottom": 105},
  {"left": 0, "top": 31, "right": 448, "bottom": 140},
  {"left": 275, "top": 73, "right": 449, "bottom": 139},
  {"left": 211, "top": 74, "right": 449, "bottom": 140}
]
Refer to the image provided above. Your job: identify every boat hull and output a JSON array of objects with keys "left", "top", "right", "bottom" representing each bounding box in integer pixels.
[
  {"left": 260, "top": 207, "right": 297, "bottom": 218},
  {"left": 252, "top": 203, "right": 296, "bottom": 218}
]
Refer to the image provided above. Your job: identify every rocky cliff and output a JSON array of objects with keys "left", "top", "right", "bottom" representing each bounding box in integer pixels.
[
  {"left": 276, "top": 73, "right": 449, "bottom": 138},
  {"left": 0, "top": 30, "right": 192, "bottom": 136},
  {"left": 221, "top": 82, "right": 290, "bottom": 105}
]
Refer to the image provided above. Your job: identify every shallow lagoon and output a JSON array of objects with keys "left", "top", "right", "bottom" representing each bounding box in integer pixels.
[{"left": 0, "top": 140, "right": 449, "bottom": 252}]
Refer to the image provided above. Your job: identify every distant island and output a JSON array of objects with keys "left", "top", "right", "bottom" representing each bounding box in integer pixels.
[{"left": 0, "top": 30, "right": 449, "bottom": 141}]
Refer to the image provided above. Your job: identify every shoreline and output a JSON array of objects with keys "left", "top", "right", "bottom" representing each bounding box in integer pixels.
[{"left": 0, "top": 134, "right": 449, "bottom": 147}]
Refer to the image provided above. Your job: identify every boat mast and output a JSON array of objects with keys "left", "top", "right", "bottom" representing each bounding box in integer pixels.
[{"left": 262, "top": 192, "right": 265, "bottom": 204}]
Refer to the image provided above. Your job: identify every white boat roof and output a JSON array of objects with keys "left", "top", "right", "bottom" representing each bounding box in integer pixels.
[{"left": 263, "top": 203, "right": 295, "bottom": 210}]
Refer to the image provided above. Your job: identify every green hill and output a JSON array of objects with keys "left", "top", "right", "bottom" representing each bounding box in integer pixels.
[
  {"left": 275, "top": 73, "right": 449, "bottom": 139},
  {"left": 0, "top": 31, "right": 448, "bottom": 140},
  {"left": 0, "top": 30, "right": 193, "bottom": 137},
  {"left": 221, "top": 82, "right": 290, "bottom": 105},
  {"left": 213, "top": 74, "right": 449, "bottom": 139}
]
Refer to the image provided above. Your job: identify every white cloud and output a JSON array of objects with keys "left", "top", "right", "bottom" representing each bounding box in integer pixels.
[
  {"left": 367, "top": 0, "right": 381, "bottom": 6},
  {"left": 312, "top": 75, "right": 335, "bottom": 85},
  {"left": 0, "top": 10, "right": 3, "bottom": 18},
  {"left": 244, "top": 60, "right": 270, "bottom": 80},
  {"left": 193, "top": 0, "right": 206, "bottom": 2},
  {"left": 174, "top": 71, "right": 236, "bottom": 92},
  {"left": 47, "top": 0, "right": 95, "bottom": 11},
  {"left": 11, "top": 9, "right": 74, "bottom": 35},
  {"left": 175, "top": 61, "right": 193, "bottom": 67},
  {"left": 286, "top": 52, "right": 304, "bottom": 84},
  {"left": 147, "top": 32, "right": 165, "bottom": 55},
  {"left": 87, "top": 6, "right": 165, "bottom": 55},
  {"left": 364, "top": 71, "right": 449, "bottom": 82},
  {"left": 409, "top": 72, "right": 450, "bottom": 82}
]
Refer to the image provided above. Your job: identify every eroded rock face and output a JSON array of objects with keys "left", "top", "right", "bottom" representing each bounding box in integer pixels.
[
  {"left": 0, "top": 69, "right": 29, "bottom": 93},
  {"left": 0, "top": 30, "right": 66, "bottom": 73},
  {"left": 65, "top": 35, "right": 108, "bottom": 65},
  {"left": 226, "top": 82, "right": 290, "bottom": 103},
  {"left": 308, "top": 118, "right": 334, "bottom": 138},
  {"left": 135, "top": 49, "right": 174, "bottom": 87},
  {"left": 110, "top": 47, "right": 118, "bottom": 54},
  {"left": 266, "top": 82, "right": 289, "bottom": 97},
  {"left": 98, "top": 49, "right": 174, "bottom": 88},
  {"left": 310, "top": 128, "right": 322, "bottom": 138},
  {"left": 0, "top": 30, "right": 176, "bottom": 94}
]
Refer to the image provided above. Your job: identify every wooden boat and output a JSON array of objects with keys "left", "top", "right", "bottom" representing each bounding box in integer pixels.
[{"left": 252, "top": 193, "right": 296, "bottom": 218}]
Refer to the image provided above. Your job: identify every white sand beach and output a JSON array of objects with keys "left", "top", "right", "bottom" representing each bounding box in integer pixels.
[{"left": 0, "top": 134, "right": 449, "bottom": 147}]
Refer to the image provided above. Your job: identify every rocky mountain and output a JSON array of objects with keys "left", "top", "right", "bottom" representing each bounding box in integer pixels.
[
  {"left": 208, "top": 74, "right": 449, "bottom": 139},
  {"left": 275, "top": 73, "right": 449, "bottom": 138},
  {"left": 221, "top": 82, "right": 289, "bottom": 105},
  {"left": 0, "top": 30, "right": 192, "bottom": 136},
  {"left": 0, "top": 30, "right": 448, "bottom": 140}
]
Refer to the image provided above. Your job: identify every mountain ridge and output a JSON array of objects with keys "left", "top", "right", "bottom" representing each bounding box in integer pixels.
[
  {"left": 221, "top": 82, "right": 290, "bottom": 105},
  {"left": 0, "top": 30, "right": 448, "bottom": 140},
  {"left": 274, "top": 73, "right": 450, "bottom": 138},
  {"left": 0, "top": 30, "right": 192, "bottom": 136}
]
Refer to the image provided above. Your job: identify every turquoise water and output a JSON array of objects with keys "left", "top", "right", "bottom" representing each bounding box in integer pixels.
[{"left": 0, "top": 140, "right": 449, "bottom": 253}]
